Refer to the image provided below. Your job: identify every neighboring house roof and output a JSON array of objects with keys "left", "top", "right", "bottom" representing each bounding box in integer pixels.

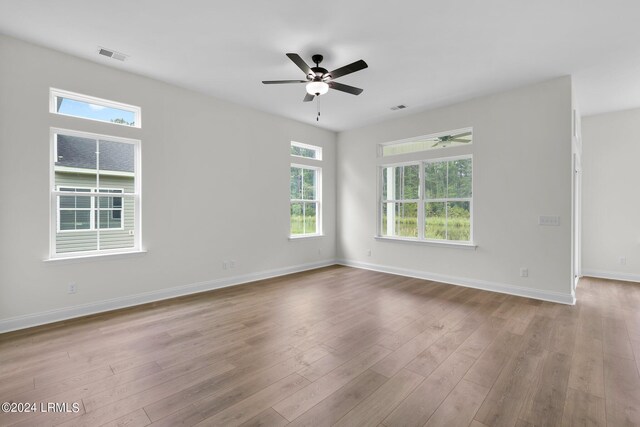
[{"left": 56, "top": 135, "right": 134, "bottom": 173}]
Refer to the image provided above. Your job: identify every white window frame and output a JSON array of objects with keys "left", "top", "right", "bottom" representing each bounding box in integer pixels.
[
  {"left": 289, "top": 141, "right": 323, "bottom": 239},
  {"left": 50, "top": 128, "right": 142, "bottom": 259},
  {"left": 49, "top": 88, "right": 142, "bottom": 128},
  {"left": 56, "top": 186, "right": 125, "bottom": 233},
  {"left": 291, "top": 141, "right": 323, "bottom": 161},
  {"left": 290, "top": 164, "right": 322, "bottom": 237},
  {"left": 377, "top": 128, "right": 474, "bottom": 246}
]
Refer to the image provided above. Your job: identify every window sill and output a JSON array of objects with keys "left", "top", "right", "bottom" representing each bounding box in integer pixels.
[
  {"left": 289, "top": 234, "right": 325, "bottom": 240},
  {"left": 44, "top": 250, "right": 147, "bottom": 264},
  {"left": 374, "top": 236, "right": 477, "bottom": 249}
]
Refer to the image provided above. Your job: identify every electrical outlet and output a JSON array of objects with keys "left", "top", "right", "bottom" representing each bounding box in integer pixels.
[
  {"left": 367, "top": 249, "right": 372, "bottom": 256},
  {"left": 68, "top": 283, "right": 77, "bottom": 294},
  {"left": 538, "top": 215, "right": 560, "bottom": 226},
  {"left": 318, "top": 248, "right": 322, "bottom": 256},
  {"left": 230, "top": 260, "right": 236, "bottom": 269},
  {"left": 520, "top": 268, "right": 528, "bottom": 278},
  {"left": 222, "top": 261, "right": 228, "bottom": 270},
  {"left": 619, "top": 257, "right": 627, "bottom": 265}
]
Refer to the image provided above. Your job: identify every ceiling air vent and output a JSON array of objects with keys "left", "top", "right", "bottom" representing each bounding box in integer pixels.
[
  {"left": 390, "top": 105, "right": 407, "bottom": 111},
  {"left": 98, "top": 47, "right": 128, "bottom": 62}
]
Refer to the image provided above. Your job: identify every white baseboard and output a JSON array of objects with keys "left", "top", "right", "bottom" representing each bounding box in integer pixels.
[
  {"left": 338, "top": 259, "right": 575, "bottom": 305},
  {"left": 0, "top": 259, "right": 336, "bottom": 334},
  {"left": 582, "top": 269, "right": 640, "bottom": 283}
]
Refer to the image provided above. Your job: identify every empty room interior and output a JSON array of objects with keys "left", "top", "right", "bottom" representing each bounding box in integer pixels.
[{"left": 1, "top": 1, "right": 640, "bottom": 426}]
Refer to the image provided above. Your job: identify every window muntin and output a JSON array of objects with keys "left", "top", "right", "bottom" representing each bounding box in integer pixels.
[
  {"left": 291, "top": 141, "right": 322, "bottom": 160},
  {"left": 380, "top": 129, "right": 472, "bottom": 157},
  {"left": 51, "top": 129, "right": 140, "bottom": 257},
  {"left": 57, "top": 187, "right": 124, "bottom": 232},
  {"left": 50, "top": 88, "right": 141, "bottom": 128}
]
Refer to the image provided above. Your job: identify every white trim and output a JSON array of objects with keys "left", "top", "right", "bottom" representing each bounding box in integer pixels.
[
  {"left": 338, "top": 259, "right": 576, "bottom": 305},
  {"left": 290, "top": 164, "right": 322, "bottom": 236},
  {"left": 50, "top": 88, "right": 141, "bottom": 128},
  {"left": 289, "top": 234, "right": 325, "bottom": 240},
  {"left": 44, "top": 249, "right": 147, "bottom": 264},
  {"left": 582, "top": 269, "right": 640, "bottom": 283},
  {"left": 0, "top": 259, "right": 335, "bottom": 334},
  {"left": 374, "top": 236, "right": 477, "bottom": 249}
]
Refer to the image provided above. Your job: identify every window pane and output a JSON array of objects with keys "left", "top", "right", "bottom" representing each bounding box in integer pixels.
[
  {"left": 98, "top": 140, "right": 135, "bottom": 190},
  {"left": 76, "top": 195, "right": 91, "bottom": 209},
  {"left": 60, "top": 196, "right": 75, "bottom": 209},
  {"left": 97, "top": 209, "right": 122, "bottom": 229},
  {"left": 402, "top": 165, "right": 419, "bottom": 199},
  {"left": 291, "top": 145, "right": 317, "bottom": 159},
  {"left": 290, "top": 167, "right": 302, "bottom": 199},
  {"left": 382, "top": 202, "right": 418, "bottom": 238},
  {"left": 59, "top": 210, "right": 76, "bottom": 230},
  {"left": 425, "top": 202, "right": 446, "bottom": 240},
  {"left": 381, "top": 131, "right": 472, "bottom": 157},
  {"left": 290, "top": 202, "right": 304, "bottom": 235},
  {"left": 447, "top": 201, "right": 471, "bottom": 241},
  {"left": 425, "top": 161, "right": 447, "bottom": 199},
  {"left": 447, "top": 159, "right": 472, "bottom": 198},
  {"left": 304, "top": 202, "right": 317, "bottom": 234},
  {"left": 302, "top": 169, "right": 316, "bottom": 200},
  {"left": 56, "top": 96, "right": 137, "bottom": 126}
]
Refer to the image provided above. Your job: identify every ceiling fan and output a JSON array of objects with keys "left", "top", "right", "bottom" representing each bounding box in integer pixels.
[
  {"left": 431, "top": 131, "right": 472, "bottom": 147},
  {"left": 262, "top": 53, "right": 368, "bottom": 102}
]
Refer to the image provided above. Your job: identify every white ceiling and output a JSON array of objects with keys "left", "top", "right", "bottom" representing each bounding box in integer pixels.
[{"left": 1, "top": 0, "right": 639, "bottom": 131}]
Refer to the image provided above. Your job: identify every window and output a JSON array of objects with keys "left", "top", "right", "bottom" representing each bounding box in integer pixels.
[
  {"left": 379, "top": 129, "right": 473, "bottom": 243},
  {"left": 51, "top": 129, "right": 141, "bottom": 257},
  {"left": 50, "top": 88, "right": 141, "bottom": 127},
  {"left": 291, "top": 141, "right": 322, "bottom": 160},
  {"left": 380, "top": 130, "right": 471, "bottom": 157},
  {"left": 290, "top": 142, "right": 322, "bottom": 237}
]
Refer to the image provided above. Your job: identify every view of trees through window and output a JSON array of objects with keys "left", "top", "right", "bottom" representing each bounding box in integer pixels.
[{"left": 381, "top": 157, "right": 472, "bottom": 241}]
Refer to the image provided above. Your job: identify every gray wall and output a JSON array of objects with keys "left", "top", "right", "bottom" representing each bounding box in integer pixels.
[
  {"left": 337, "top": 77, "right": 574, "bottom": 302},
  {"left": 582, "top": 108, "right": 640, "bottom": 281},
  {"left": 0, "top": 35, "right": 337, "bottom": 327}
]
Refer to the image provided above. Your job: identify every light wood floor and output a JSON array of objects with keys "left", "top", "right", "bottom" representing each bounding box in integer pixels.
[{"left": 1, "top": 266, "right": 639, "bottom": 426}]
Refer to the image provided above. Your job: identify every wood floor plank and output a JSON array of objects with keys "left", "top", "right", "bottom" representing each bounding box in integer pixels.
[
  {"left": 518, "top": 351, "right": 571, "bottom": 425},
  {"left": 423, "top": 379, "right": 489, "bottom": 427},
  {"left": 238, "top": 408, "right": 289, "bottom": 427},
  {"left": 382, "top": 352, "right": 476, "bottom": 427},
  {"left": 272, "top": 345, "right": 391, "bottom": 421},
  {"left": 194, "top": 373, "right": 309, "bottom": 426},
  {"left": 100, "top": 408, "right": 152, "bottom": 427},
  {"left": 603, "top": 352, "right": 640, "bottom": 426},
  {"left": 561, "top": 387, "right": 606, "bottom": 427},
  {"left": 333, "top": 369, "right": 424, "bottom": 427},
  {"left": 287, "top": 369, "right": 387, "bottom": 427}
]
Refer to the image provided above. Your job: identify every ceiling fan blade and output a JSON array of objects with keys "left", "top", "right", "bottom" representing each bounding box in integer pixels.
[
  {"left": 327, "top": 59, "right": 368, "bottom": 80},
  {"left": 303, "top": 93, "right": 315, "bottom": 102},
  {"left": 328, "top": 81, "right": 363, "bottom": 95},
  {"left": 262, "top": 80, "right": 307, "bottom": 84},
  {"left": 286, "top": 53, "right": 313, "bottom": 76},
  {"left": 450, "top": 138, "right": 471, "bottom": 143}
]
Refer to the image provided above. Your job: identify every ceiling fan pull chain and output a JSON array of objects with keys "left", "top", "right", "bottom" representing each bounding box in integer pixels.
[{"left": 317, "top": 96, "right": 320, "bottom": 122}]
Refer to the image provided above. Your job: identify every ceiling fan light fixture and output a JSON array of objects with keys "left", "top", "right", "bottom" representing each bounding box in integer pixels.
[{"left": 306, "top": 81, "right": 329, "bottom": 96}]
